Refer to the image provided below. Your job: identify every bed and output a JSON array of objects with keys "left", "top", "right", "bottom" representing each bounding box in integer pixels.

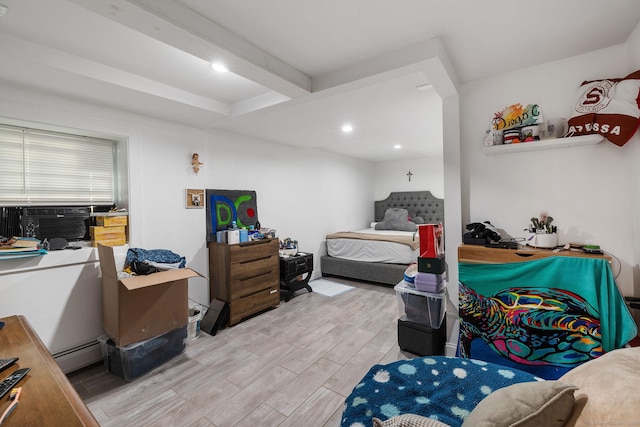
[
  {"left": 321, "top": 191, "right": 444, "bottom": 285},
  {"left": 341, "top": 346, "right": 640, "bottom": 427}
]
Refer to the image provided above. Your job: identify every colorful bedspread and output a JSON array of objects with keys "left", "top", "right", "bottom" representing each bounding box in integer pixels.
[
  {"left": 458, "top": 256, "right": 637, "bottom": 379},
  {"left": 341, "top": 356, "right": 541, "bottom": 427}
]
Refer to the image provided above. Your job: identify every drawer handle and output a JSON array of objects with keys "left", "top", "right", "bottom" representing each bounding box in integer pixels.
[
  {"left": 239, "top": 270, "right": 273, "bottom": 282},
  {"left": 240, "top": 239, "right": 272, "bottom": 247},
  {"left": 269, "top": 289, "right": 277, "bottom": 294},
  {"left": 239, "top": 256, "right": 271, "bottom": 264},
  {"left": 514, "top": 253, "right": 534, "bottom": 258}
]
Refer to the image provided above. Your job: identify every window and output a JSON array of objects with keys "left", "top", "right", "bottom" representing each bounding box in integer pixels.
[{"left": 0, "top": 124, "right": 116, "bottom": 205}]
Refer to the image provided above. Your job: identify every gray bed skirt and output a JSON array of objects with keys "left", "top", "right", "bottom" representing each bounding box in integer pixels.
[{"left": 320, "top": 255, "right": 406, "bottom": 286}]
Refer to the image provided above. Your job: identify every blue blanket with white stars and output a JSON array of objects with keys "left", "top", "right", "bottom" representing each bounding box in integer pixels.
[{"left": 340, "top": 356, "right": 541, "bottom": 427}]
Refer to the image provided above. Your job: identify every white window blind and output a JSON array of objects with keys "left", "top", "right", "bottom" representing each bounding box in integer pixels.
[{"left": 0, "top": 124, "right": 115, "bottom": 205}]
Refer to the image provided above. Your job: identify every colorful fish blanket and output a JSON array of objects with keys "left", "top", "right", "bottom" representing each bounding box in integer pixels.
[{"left": 458, "top": 256, "right": 636, "bottom": 379}]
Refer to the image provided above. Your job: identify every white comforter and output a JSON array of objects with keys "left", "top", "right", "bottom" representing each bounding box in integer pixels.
[{"left": 326, "top": 228, "right": 418, "bottom": 264}]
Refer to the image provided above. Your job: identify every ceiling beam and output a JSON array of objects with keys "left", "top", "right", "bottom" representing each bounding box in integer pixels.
[
  {"left": 311, "top": 38, "right": 443, "bottom": 93},
  {"left": 214, "top": 37, "right": 459, "bottom": 123},
  {"left": 69, "top": 0, "right": 311, "bottom": 98},
  {"left": 0, "top": 31, "right": 230, "bottom": 116}
]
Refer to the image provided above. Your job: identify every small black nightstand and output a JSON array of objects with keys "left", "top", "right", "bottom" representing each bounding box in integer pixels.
[{"left": 279, "top": 252, "right": 313, "bottom": 301}]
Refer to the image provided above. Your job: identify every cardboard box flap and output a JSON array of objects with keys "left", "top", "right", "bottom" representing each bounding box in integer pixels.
[
  {"left": 97, "top": 243, "right": 119, "bottom": 280},
  {"left": 119, "top": 268, "right": 201, "bottom": 291}
]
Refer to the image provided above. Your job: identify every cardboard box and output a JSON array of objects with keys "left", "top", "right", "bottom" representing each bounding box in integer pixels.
[
  {"left": 91, "top": 226, "right": 126, "bottom": 247},
  {"left": 91, "top": 226, "right": 126, "bottom": 240},
  {"left": 227, "top": 229, "right": 240, "bottom": 244},
  {"left": 97, "top": 244, "right": 202, "bottom": 347},
  {"left": 96, "top": 215, "right": 128, "bottom": 227},
  {"left": 91, "top": 237, "right": 127, "bottom": 247}
]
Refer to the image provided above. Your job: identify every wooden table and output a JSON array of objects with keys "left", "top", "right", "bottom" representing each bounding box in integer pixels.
[
  {"left": 0, "top": 315, "right": 98, "bottom": 426},
  {"left": 458, "top": 243, "right": 611, "bottom": 264}
]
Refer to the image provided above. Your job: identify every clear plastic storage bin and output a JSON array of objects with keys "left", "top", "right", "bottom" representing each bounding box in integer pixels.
[
  {"left": 395, "top": 280, "right": 446, "bottom": 328},
  {"left": 99, "top": 326, "right": 187, "bottom": 381}
]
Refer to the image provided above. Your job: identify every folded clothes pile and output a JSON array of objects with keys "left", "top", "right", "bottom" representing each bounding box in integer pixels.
[{"left": 123, "top": 247, "right": 186, "bottom": 275}]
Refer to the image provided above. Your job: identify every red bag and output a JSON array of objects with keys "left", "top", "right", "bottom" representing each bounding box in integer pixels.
[{"left": 418, "top": 224, "right": 444, "bottom": 258}]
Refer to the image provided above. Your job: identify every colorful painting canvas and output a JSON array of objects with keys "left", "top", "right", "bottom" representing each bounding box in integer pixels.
[{"left": 205, "top": 189, "right": 259, "bottom": 242}]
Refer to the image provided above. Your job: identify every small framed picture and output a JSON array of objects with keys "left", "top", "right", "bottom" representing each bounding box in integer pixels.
[{"left": 186, "top": 189, "right": 205, "bottom": 209}]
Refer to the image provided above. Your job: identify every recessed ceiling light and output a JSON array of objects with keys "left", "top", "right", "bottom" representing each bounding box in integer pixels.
[
  {"left": 341, "top": 124, "right": 353, "bottom": 133},
  {"left": 393, "top": 144, "right": 402, "bottom": 150},
  {"left": 210, "top": 62, "right": 229, "bottom": 73}
]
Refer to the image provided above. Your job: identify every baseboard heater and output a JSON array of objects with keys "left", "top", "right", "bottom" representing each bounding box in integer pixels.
[{"left": 53, "top": 339, "right": 103, "bottom": 374}]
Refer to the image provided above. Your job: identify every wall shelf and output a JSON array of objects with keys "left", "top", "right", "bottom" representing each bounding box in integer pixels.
[{"left": 482, "top": 134, "right": 604, "bottom": 155}]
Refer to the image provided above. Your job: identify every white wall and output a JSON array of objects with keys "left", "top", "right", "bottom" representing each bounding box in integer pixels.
[
  {"left": 626, "top": 23, "right": 640, "bottom": 298},
  {"left": 0, "top": 83, "right": 375, "bottom": 333},
  {"left": 374, "top": 157, "right": 444, "bottom": 201},
  {"left": 460, "top": 43, "right": 638, "bottom": 297}
]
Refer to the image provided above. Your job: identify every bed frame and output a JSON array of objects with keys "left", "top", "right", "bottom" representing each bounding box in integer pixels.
[{"left": 321, "top": 191, "right": 444, "bottom": 285}]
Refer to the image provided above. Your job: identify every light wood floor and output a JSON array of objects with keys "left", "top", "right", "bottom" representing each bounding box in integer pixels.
[{"left": 69, "top": 278, "right": 416, "bottom": 427}]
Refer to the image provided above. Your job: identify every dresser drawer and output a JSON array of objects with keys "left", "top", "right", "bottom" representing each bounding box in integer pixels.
[
  {"left": 230, "top": 284, "right": 280, "bottom": 324},
  {"left": 230, "top": 269, "right": 279, "bottom": 300},
  {"left": 229, "top": 239, "right": 279, "bottom": 263},
  {"left": 230, "top": 254, "right": 278, "bottom": 281}
]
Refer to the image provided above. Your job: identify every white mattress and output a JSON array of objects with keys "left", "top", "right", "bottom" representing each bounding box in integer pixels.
[{"left": 326, "top": 228, "right": 418, "bottom": 264}]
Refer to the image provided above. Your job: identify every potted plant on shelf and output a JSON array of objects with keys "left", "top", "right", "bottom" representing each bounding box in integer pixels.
[{"left": 526, "top": 211, "right": 558, "bottom": 248}]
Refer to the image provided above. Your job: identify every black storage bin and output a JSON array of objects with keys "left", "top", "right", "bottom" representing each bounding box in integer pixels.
[
  {"left": 99, "top": 326, "right": 187, "bottom": 381},
  {"left": 398, "top": 316, "right": 446, "bottom": 356}
]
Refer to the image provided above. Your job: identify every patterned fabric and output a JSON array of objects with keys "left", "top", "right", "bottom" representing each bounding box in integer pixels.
[
  {"left": 340, "top": 356, "right": 542, "bottom": 427},
  {"left": 568, "top": 69, "right": 640, "bottom": 146},
  {"left": 458, "top": 257, "right": 637, "bottom": 379},
  {"left": 126, "top": 248, "right": 186, "bottom": 269},
  {"left": 373, "top": 414, "right": 452, "bottom": 427}
]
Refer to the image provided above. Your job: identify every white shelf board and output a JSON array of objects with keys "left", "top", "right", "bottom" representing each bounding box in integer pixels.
[{"left": 483, "top": 134, "right": 604, "bottom": 154}]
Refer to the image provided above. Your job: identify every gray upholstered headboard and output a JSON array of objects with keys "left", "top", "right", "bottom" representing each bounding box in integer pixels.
[{"left": 374, "top": 191, "right": 444, "bottom": 224}]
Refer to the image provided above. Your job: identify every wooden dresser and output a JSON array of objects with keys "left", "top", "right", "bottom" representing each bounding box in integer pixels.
[
  {"left": 0, "top": 315, "right": 99, "bottom": 426},
  {"left": 208, "top": 238, "right": 280, "bottom": 326}
]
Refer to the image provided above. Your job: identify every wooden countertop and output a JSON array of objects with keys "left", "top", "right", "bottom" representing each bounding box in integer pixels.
[
  {"left": 0, "top": 315, "right": 99, "bottom": 426},
  {"left": 458, "top": 243, "right": 611, "bottom": 264}
]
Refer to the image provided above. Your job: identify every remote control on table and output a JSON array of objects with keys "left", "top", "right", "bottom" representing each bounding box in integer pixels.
[
  {"left": 0, "top": 359, "right": 18, "bottom": 374},
  {"left": 0, "top": 368, "right": 30, "bottom": 399}
]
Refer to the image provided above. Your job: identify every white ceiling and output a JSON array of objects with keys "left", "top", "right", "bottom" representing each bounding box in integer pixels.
[{"left": 0, "top": 0, "right": 639, "bottom": 162}]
